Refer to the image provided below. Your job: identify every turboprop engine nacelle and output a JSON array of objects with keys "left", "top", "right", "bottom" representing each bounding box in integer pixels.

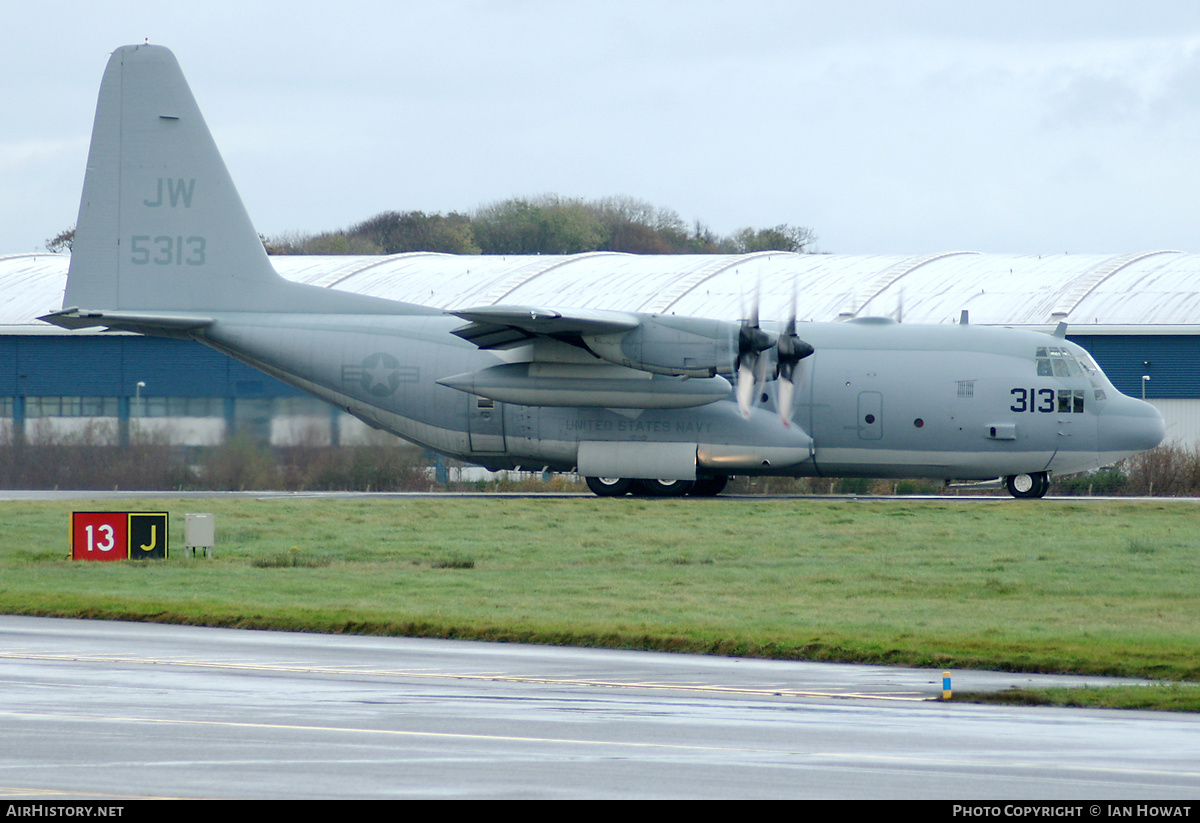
[{"left": 582, "top": 315, "right": 742, "bottom": 378}]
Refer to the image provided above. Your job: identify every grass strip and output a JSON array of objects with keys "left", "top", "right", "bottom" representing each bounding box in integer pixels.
[
  {"left": 955, "top": 683, "right": 1200, "bottom": 712},
  {"left": 1, "top": 497, "right": 1198, "bottom": 686}
]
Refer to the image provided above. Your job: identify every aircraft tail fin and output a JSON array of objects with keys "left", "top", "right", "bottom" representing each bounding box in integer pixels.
[{"left": 63, "top": 45, "right": 406, "bottom": 316}]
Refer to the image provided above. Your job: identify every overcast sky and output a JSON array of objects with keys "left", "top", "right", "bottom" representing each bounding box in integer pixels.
[{"left": 5, "top": 1, "right": 1200, "bottom": 255}]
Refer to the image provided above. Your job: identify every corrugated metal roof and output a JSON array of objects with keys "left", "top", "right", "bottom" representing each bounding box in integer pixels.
[
  {"left": 0, "top": 254, "right": 73, "bottom": 326},
  {"left": 4, "top": 250, "right": 1200, "bottom": 329}
]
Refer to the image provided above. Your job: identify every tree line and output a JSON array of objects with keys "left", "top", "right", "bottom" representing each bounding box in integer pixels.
[
  {"left": 45, "top": 195, "right": 816, "bottom": 256},
  {"left": 261, "top": 195, "right": 816, "bottom": 256}
]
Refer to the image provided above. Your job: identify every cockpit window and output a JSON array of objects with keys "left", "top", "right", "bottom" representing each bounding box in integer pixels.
[
  {"left": 1076, "top": 352, "right": 1108, "bottom": 400},
  {"left": 1036, "top": 347, "right": 1052, "bottom": 376},
  {"left": 1057, "top": 389, "right": 1086, "bottom": 413},
  {"left": 1037, "top": 345, "right": 1108, "bottom": 401},
  {"left": 1035, "top": 345, "right": 1082, "bottom": 378}
]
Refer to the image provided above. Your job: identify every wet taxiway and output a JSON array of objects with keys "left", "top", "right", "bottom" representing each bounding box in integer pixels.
[{"left": 0, "top": 615, "right": 1196, "bottom": 799}]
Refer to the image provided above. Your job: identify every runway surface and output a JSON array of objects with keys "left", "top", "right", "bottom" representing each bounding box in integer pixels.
[{"left": 0, "top": 615, "right": 1197, "bottom": 799}]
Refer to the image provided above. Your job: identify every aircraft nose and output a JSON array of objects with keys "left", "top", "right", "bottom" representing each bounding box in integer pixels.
[{"left": 1099, "top": 395, "right": 1165, "bottom": 454}]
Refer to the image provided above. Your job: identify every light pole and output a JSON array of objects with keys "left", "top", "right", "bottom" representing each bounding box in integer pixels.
[{"left": 1141, "top": 375, "right": 1150, "bottom": 400}]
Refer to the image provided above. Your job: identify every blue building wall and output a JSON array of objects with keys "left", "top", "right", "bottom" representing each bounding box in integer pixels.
[
  {"left": 1, "top": 333, "right": 1196, "bottom": 419},
  {"left": 1069, "top": 335, "right": 1197, "bottom": 400},
  {"left": 0, "top": 336, "right": 306, "bottom": 399}
]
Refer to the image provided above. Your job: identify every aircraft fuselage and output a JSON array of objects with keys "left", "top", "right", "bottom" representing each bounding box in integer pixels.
[{"left": 197, "top": 310, "right": 1162, "bottom": 483}]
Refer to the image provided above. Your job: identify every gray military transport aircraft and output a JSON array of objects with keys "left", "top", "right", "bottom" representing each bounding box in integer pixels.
[{"left": 41, "top": 45, "right": 1166, "bottom": 498}]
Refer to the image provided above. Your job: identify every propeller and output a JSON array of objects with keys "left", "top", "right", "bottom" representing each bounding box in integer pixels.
[
  {"left": 736, "top": 293, "right": 772, "bottom": 418},
  {"left": 736, "top": 282, "right": 815, "bottom": 424},
  {"left": 775, "top": 310, "right": 814, "bottom": 427}
]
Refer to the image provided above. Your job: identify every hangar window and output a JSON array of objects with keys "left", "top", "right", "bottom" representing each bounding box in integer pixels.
[
  {"left": 274, "top": 397, "right": 330, "bottom": 416},
  {"left": 25, "top": 397, "right": 118, "bottom": 418},
  {"left": 170, "top": 397, "right": 223, "bottom": 417},
  {"left": 141, "top": 397, "right": 168, "bottom": 417},
  {"left": 134, "top": 397, "right": 225, "bottom": 417}
]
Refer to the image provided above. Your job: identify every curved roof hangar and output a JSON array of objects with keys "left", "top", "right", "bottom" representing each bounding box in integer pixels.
[{"left": 2, "top": 249, "right": 1197, "bottom": 330}]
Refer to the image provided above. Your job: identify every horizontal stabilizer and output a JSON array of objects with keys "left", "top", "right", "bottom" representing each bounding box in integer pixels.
[{"left": 39, "top": 307, "right": 214, "bottom": 336}]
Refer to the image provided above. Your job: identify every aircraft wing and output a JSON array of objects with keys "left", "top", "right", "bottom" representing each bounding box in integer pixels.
[
  {"left": 447, "top": 303, "right": 812, "bottom": 420},
  {"left": 444, "top": 304, "right": 743, "bottom": 409},
  {"left": 448, "top": 305, "right": 641, "bottom": 350}
]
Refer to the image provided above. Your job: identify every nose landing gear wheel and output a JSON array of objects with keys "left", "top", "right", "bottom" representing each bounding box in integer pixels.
[{"left": 1005, "top": 472, "right": 1050, "bottom": 499}]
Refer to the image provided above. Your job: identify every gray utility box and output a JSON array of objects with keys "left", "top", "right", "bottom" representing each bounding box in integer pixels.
[{"left": 184, "top": 513, "right": 215, "bottom": 558}]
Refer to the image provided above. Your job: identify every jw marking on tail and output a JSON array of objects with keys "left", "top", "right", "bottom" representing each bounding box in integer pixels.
[{"left": 143, "top": 178, "right": 197, "bottom": 209}]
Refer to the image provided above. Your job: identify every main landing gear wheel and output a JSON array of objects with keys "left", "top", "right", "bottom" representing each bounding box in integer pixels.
[
  {"left": 634, "top": 479, "right": 695, "bottom": 497},
  {"left": 584, "top": 476, "right": 727, "bottom": 498},
  {"left": 688, "top": 476, "right": 729, "bottom": 497},
  {"left": 1005, "top": 471, "right": 1050, "bottom": 499},
  {"left": 585, "top": 476, "right": 634, "bottom": 497}
]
